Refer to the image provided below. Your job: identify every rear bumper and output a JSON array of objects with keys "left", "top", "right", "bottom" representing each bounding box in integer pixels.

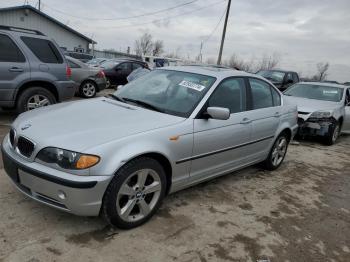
[
  {"left": 95, "top": 78, "right": 106, "bottom": 91},
  {"left": 1, "top": 136, "right": 112, "bottom": 216},
  {"left": 55, "top": 80, "right": 76, "bottom": 101}
]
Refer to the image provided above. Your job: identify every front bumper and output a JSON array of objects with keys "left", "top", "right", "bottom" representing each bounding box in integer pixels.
[
  {"left": 297, "top": 117, "right": 333, "bottom": 137},
  {"left": 55, "top": 80, "right": 76, "bottom": 101},
  {"left": 1, "top": 136, "right": 112, "bottom": 216}
]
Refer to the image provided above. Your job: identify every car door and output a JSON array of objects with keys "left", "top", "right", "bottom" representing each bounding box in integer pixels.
[
  {"left": 0, "top": 33, "right": 30, "bottom": 104},
  {"left": 242, "top": 78, "right": 281, "bottom": 160},
  {"left": 190, "top": 77, "right": 252, "bottom": 179},
  {"left": 115, "top": 62, "right": 132, "bottom": 85},
  {"left": 343, "top": 88, "right": 350, "bottom": 133}
]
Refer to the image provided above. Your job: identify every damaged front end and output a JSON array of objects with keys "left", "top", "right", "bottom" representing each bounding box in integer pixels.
[{"left": 297, "top": 111, "right": 335, "bottom": 137}]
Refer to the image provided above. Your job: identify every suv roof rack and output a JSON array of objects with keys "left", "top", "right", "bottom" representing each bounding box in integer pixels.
[{"left": 0, "top": 25, "right": 45, "bottom": 36}]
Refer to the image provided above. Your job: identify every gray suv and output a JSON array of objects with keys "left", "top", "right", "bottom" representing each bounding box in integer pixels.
[{"left": 0, "top": 25, "right": 75, "bottom": 112}]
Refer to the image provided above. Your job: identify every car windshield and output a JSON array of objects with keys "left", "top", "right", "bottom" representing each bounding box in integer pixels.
[
  {"left": 284, "top": 83, "right": 344, "bottom": 102},
  {"left": 257, "top": 70, "right": 285, "bottom": 83},
  {"left": 100, "top": 60, "right": 122, "bottom": 69},
  {"left": 114, "top": 69, "right": 216, "bottom": 117}
]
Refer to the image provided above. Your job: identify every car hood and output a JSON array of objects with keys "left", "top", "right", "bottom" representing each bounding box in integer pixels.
[
  {"left": 283, "top": 95, "right": 340, "bottom": 113},
  {"left": 13, "top": 97, "right": 185, "bottom": 152}
]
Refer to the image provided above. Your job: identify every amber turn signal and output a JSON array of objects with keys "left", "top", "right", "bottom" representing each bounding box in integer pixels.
[{"left": 76, "top": 155, "right": 100, "bottom": 169}]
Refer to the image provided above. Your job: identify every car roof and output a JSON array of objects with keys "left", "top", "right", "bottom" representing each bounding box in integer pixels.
[
  {"left": 258, "top": 69, "right": 296, "bottom": 73},
  {"left": 298, "top": 81, "right": 348, "bottom": 89},
  {"left": 157, "top": 65, "right": 258, "bottom": 79}
]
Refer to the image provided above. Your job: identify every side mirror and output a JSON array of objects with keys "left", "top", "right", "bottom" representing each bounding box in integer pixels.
[
  {"left": 207, "top": 107, "right": 230, "bottom": 120},
  {"left": 115, "top": 85, "right": 124, "bottom": 90}
]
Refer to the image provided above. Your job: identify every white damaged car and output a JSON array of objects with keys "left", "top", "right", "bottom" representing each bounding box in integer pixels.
[{"left": 284, "top": 82, "right": 350, "bottom": 145}]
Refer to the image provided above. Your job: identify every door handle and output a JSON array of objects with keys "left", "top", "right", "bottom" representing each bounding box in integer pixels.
[
  {"left": 9, "top": 67, "right": 23, "bottom": 72},
  {"left": 274, "top": 112, "right": 281, "bottom": 117},
  {"left": 240, "top": 118, "right": 252, "bottom": 124}
]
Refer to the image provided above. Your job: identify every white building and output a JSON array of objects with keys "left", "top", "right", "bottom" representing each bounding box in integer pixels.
[{"left": 0, "top": 5, "right": 95, "bottom": 53}]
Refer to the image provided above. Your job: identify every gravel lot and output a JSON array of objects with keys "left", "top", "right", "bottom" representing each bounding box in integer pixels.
[{"left": 1, "top": 92, "right": 350, "bottom": 262}]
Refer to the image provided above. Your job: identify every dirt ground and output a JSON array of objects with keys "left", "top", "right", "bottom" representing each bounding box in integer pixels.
[{"left": 0, "top": 94, "right": 350, "bottom": 262}]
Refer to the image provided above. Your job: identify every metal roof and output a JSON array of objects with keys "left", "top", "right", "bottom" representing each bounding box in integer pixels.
[{"left": 0, "top": 5, "right": 96, "bottom": 44}]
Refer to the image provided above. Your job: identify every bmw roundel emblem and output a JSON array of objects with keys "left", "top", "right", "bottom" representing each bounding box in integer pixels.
[{"left": 21, "top": 124, "right": 32, "bottom": 131}]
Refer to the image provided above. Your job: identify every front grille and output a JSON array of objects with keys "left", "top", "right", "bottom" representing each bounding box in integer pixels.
[
  {"left": 9, "top": 129, "right": 15, "bottom": 147},
  {"left": 17, "top": 136, "right": 35, "bottom": 158}
]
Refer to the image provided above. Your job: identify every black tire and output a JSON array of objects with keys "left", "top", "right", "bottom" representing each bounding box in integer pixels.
[
  {"left": 263, "top": 132, "right": 290, "bottom": 171},
  {"left": 102, "top": 157, "right": 167, "bottom": 229},
  {"left": 105, "top": 78, "right": 111, "bottom": 89},
  {"left": 16, "top": 87, "right": 56, "bottom": 113},
  {"left": 79, "top": 81, "right": 97, "bottom": 98},
  {"left": 323, "top": 121, "right": 340, "bottom": 146}
]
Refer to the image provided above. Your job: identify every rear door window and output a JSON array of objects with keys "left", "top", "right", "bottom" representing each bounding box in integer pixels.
[
  {"left": 0, "top": 34, "right": 25, "bottom": 62},
  {"left": 21, "top": 37, "right": 63, "bottom": 63},
  {"left": 249, "top": 78, "right": 274, "bottom": 109},
  {"left": 292, "top": 73, "right": 299, "bottom": 83},
  {"left": 133, "top": 63, "right": 142, "bottom": 70}
]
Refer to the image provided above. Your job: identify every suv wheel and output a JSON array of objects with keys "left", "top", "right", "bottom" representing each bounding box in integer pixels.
[
  {"left": 263, "top": 133, "right": 289, "bottom": 170},
  {"left": 324, "top": 121, "right": 340, "bottom": 146},
  {"left": 79, "top": 81, "right": 97, "bottom": 98},
  {"left": 17, "top": 87, "right": 56, "bottom": 113},
  {"left": 102, "top": 157, "right": 166, "bottom": 229}
]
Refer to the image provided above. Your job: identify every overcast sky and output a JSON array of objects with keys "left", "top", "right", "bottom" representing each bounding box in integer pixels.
[{"left": 1, "top": 0, "right": 350, "bottom": 81}]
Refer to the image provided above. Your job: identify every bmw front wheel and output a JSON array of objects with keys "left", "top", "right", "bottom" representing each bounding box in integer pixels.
[{"left": 102, "top": 157, "right": 166, "bottom": 229}]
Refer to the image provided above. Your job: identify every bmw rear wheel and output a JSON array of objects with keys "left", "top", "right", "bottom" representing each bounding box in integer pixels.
[
  {"left": 102, "top": 157, "right": 166, "bottom": 229},
  {"left": 263, "top": 133, "right": 289, "bottom": 170}
]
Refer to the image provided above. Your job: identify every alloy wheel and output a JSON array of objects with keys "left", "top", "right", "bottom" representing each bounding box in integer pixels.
[
  {"left": 116, "top": 169, "right": 162, "bottom": 222},
  {"left": 82, "top": 83, "right": 96, "bottom": 97},
  {"left": 27, "top": 94, "right": 50, "bottom": 110},
  {"left": 271, "top": 137, "right": 287, "bottom": 167}
]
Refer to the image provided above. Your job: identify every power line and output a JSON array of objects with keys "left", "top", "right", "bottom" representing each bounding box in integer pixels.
[
  {"left": 43, "top": 0, "right": 199, "bottom": 21},
  {"left": 98, "top": 0, "right": 227, "bottom": 29},
  {"left": 202, "top": 7, "right": 226, "bottom": 44}
]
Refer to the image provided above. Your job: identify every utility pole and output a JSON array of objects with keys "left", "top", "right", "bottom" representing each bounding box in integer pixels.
[
  {"left": 38, "top": 0, "right": 41, "bottom": 11},
  {"left": 217, "top": 0, "right": 231, "bottom": 65},
  {"left": 199, "top": 41, "right": 203, "bottom": 62}
]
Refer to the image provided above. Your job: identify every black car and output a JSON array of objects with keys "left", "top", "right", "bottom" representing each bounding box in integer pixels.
[
  {"left": 100, "top": 59, "right": 148, "bottom": 88},
  {"left": 256, "top": 70, "right": 300, "bottom": 91}
]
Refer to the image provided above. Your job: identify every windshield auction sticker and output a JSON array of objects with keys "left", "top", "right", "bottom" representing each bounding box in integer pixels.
[{"left": 179, "top": 80, "right": 206, "bottom": 92}]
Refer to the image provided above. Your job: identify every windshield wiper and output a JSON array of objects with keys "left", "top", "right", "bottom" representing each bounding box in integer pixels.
[
  {"left": 108, "top": 94, "right": 126, "bottom": 103},
  {"left": 122, "top": 98, "right": 165, "bottom": 113}
]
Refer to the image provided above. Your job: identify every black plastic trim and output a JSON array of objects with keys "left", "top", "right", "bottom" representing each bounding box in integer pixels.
[{"left": 176, "top": 135, "right": 274, "bottom": 164}]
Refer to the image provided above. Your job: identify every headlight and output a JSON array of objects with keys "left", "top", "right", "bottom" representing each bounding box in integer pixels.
[
  {"left": 36, "top": 147, "right": 100, "bottom": 170},
  {"left": 310, "top": 111, "right": 332, "bottom": 118}
]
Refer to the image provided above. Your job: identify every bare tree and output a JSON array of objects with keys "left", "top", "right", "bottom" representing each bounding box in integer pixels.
[
  {"left": 256, "top": 53, "right": 280, "bottom": 71},
  {"left": 314, "top": 62, "right": 330, "bottom": 81},
  {"left": 205, "top": 57, "right": 216, "bottom": 64},
  {"left": 224, "top": 54, "right": 255, "bottom": 72},
  {"left": 134, "top": 33, "right": 154, "bottom": 56},
  {"left": 152, "top": 40, "right": 164, "bottom": 56}
]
